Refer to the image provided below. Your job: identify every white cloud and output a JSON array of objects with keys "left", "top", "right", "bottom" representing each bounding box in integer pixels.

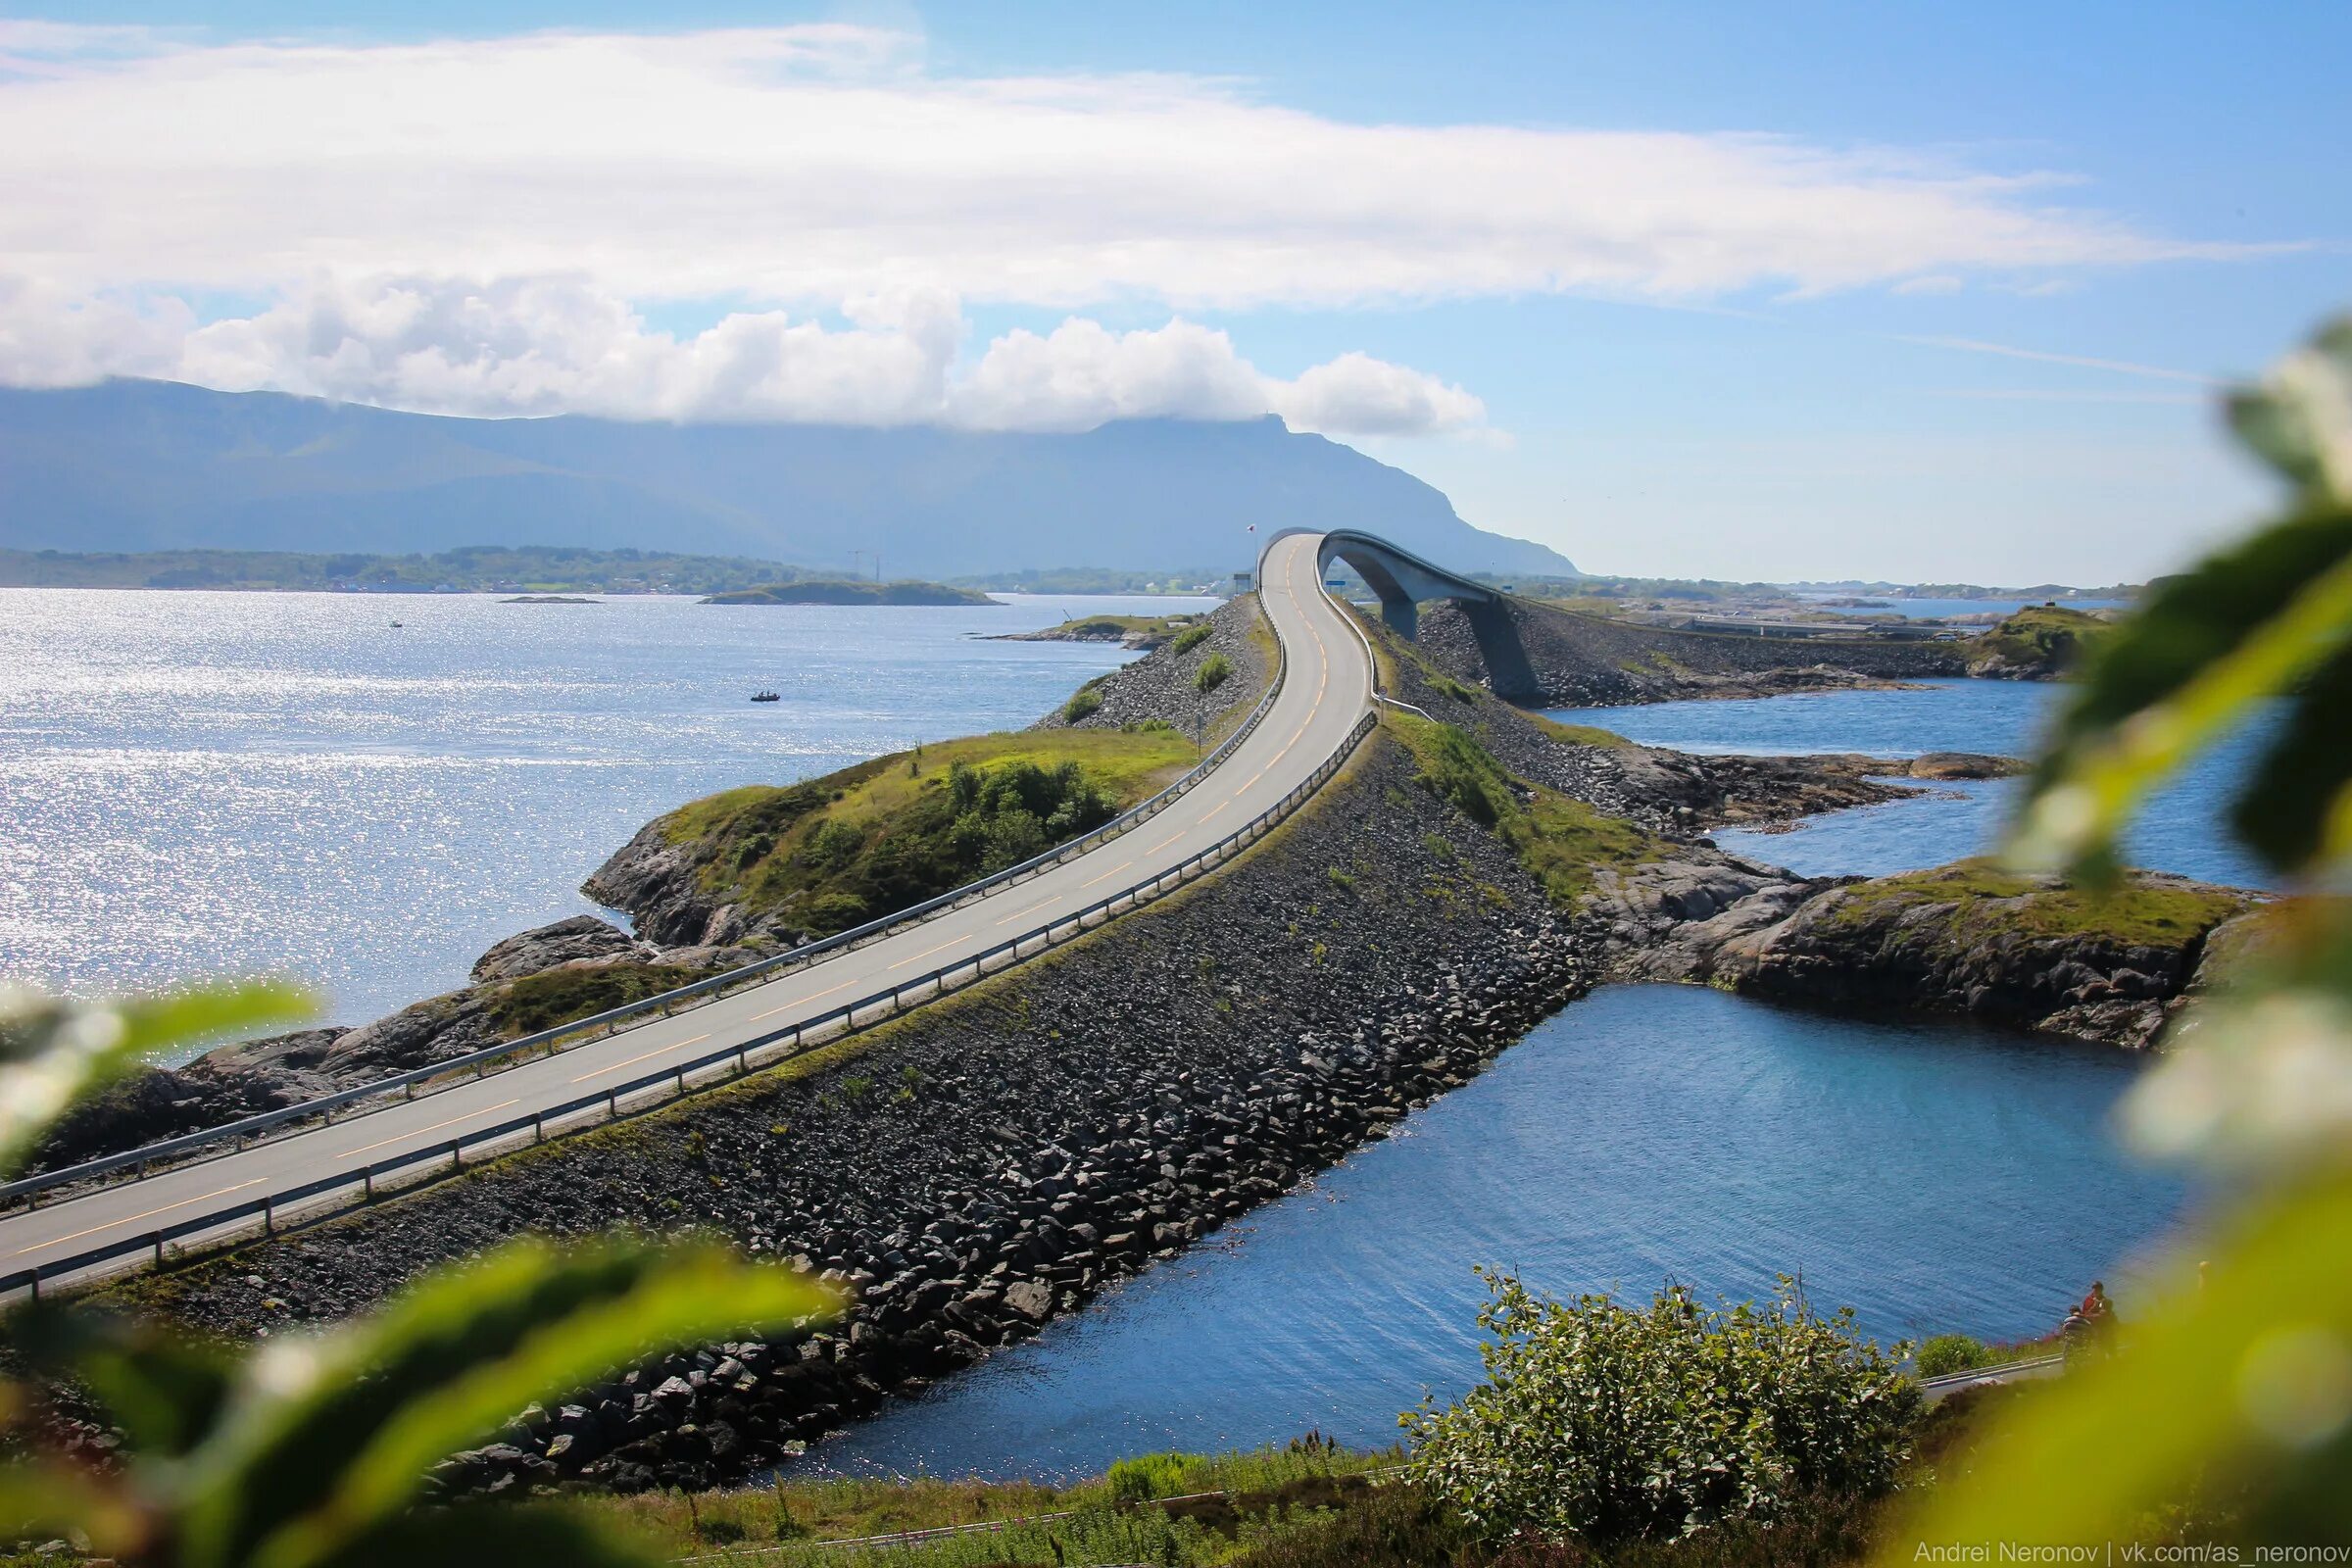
[
  {"left": 0, "top": 21, "right": 2278, "bottom": 429},
  {"left": 0, "top": 23, "right": 2266, "bottom": 311},
  {"left": 3, "top": 273, "right": 1486, "bottom": 436}
]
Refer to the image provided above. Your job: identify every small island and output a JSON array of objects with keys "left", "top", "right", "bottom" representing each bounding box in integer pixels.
[
  {"left": 501, "top": 594, "right": 601, "bottom": 604},
  {"left": 702, "top": 578, "right": 999, "bottom": 607},
  {"left": 991, "top": 612, "right": 1208, "bottom": 649}
]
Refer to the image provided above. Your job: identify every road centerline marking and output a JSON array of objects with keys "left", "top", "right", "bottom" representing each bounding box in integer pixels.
[
  {"left": 337, "top": 1100, "right": 522, "bottom": 1160},
  {"left": 888, "top": 936, "right": 967, "bottom": 971},
  {"left": 567, "top": 1034, "right": 711, "bottom": 1086}
]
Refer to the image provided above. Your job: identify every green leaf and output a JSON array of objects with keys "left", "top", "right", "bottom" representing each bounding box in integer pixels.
[
  {"left": 0, "top": 981, "right": 315, "bottom": 1175},
  {"left": 176, "top": 1235, "right": 836, "bottom": 1568},
  {"left": 2229, "top": 638, "right": 2352, "bottom": 873},
  {"left": 2006, "top": 509, "right": 2352, "bottom": 880},
  {"left": 1878, "top": 1160, "right": 2352, "bottom": 1555},
  {"left": 2228, "top": 316, "right": 2352, "bottom": 503}
]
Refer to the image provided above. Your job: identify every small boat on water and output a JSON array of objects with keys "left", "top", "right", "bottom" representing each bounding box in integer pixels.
[
  {"left": 750, "top": 690, "right": 780, "bottom": 703},
  {"left": 389, "top": 620, "right": 404, "bottom": 627}
]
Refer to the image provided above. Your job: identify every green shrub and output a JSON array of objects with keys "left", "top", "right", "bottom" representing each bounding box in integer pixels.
[
  {"left": 1063, "top": 686, "right": 1104, "bottom": 722},
  {"left": 1326, "top": 865, "right": 1356, "bottom": 891},
  {"left": 1914, "top": 1334, "right": 1993, "bottom": 1378},
  {"left": 1124, "top": 717, "right": 1178, "bottom": 734},
  {"left": 1405, "top": 1273, "right": 1918, "bottom": 1546},
  {"left": 1195, "top": 652, "right": 1233, "bottom": 693},
  {"left": 1107, "top": 1450, "right": 1197, "bottom": 1502},
  {"left": 1172, "top": 621, "right": 1216, "bottom": 655}
]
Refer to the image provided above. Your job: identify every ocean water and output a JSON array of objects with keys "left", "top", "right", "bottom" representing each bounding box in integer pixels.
[
  {"left": 797, "top": 985, "right": 2188, "bottom": 1481},
  {"left": 0, "top": 588, "right": 1193, "bottom": 1028},
  {"left": 1557, "top": 680, "right": 2269, "bottom": 887}
]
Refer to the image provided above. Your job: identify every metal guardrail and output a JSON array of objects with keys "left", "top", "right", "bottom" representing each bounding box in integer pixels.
[
  {"left": 1321, "top": 580, "right": 1436, "bottom": 720},
  {"left": 0, "top": 708, "right": 1380, "bottom": 1302},
  {"left": 3, "top": 622, "right": 1296, "bottom": 1212}
]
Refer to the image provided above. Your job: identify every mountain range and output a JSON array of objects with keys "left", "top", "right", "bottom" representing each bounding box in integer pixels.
[{"left": 0, "top": 380, "right": 1576, "bottom": 580}]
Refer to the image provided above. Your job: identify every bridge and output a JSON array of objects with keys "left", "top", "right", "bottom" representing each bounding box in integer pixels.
[
  {"left": 1309, "top": 527, "right": 1541, "bottom": 697},
  {"left": 0, "top": 530, "right": 1396, "bottom": 1295}
]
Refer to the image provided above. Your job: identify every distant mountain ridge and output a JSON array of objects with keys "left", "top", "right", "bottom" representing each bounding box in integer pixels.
[{"left": 0, "top": 380, "right": 1577, "bottom": 580}]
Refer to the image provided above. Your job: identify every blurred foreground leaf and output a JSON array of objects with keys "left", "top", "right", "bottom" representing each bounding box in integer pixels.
[
  {"left": 0, "top": 981, "right": 315, "bottom": 1176},
  {"left": 1, "top": 1233, "right": 836, "bottom": 1568},
  {"left": 1884, "top": 1159, "right": 2352, "bottom": 1552}
]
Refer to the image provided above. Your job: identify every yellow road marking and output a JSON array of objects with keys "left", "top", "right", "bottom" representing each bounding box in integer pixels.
[
  {"left": 751, "top": 978, "right": 857, "bottom": 1020},
  {"left": 994, "top": 899, "right": 1052, "bottom": 927},
  {"left": 17, "top": 1179, "right": 268, "bottom": 1254},
  {"left": 1079, "top": 858, "right": 1133, "bottom": 889},
  {"left": 888, "top": 936, "right": 967, "bottom": 971},
  {"left": 338, "top": 1100, "right": 522, "bottom": 1159},
  {"left": 567, "top": 1034, "right": 711, "bottom": 1086}
]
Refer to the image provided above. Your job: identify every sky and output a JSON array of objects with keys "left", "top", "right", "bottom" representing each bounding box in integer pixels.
[{"left": 2, "top": 2, "right": 2346, "bottom": 584}]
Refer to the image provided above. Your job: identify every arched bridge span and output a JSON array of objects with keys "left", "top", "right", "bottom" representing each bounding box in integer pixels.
[{"left": 1305, "top": 528, "right": 1540, "bottom": 698}]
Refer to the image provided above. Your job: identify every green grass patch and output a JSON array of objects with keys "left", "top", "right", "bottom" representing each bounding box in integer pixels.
[
  {"left": 1195, "top": 652, "right": 1234, "bottom": 693},
  {"left": 1531, "top": 711, "right": 1636, "bottom": 749},
  {"left": 1390, "top": 715, "right": 1667, "bottom": 905},
  {"left": 1172, "top": 621, "right": 1216, "bottom": 654},
  {"left": 655, "top": 729, "right": 1195, "bottom": 938},
  {"left": 1820, "top": 858, "right": 2252, "bottom": 947},
  {"left": 1063, "top": 687, "right": 1104, "bottom": 722},
  {"left": 1967, "top": 604, "right": 2110, "bottom": 671},
  {"left": 574, "top": 1442, "right": 1393, "bottom": 1562},
  {"left": 488, "top": 960, "right": 727, "bottom": 1038},
  {"left": 1037, "top": 612, "right": 1205, "bottom": 641}
]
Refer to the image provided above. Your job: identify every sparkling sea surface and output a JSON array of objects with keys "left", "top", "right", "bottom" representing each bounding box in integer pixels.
[{"left": 0, "top": 588, "right": 1184, "bottom": 1028}]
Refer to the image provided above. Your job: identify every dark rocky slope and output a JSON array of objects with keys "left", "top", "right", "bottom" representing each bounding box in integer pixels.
[{"left": 1412, "top": 597, "right": 1971, "bottom": 706}]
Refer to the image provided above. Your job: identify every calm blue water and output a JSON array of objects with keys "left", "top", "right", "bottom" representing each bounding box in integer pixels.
[
  {"left": 798, "top": 985, "right": 2188, "bottom": 1481},
  {"left": 1556, "top": 681, "right": 2268, "bottom": 887},
  {"left": 0, "top": 589, "right": 1190, "bottom": 1028}
]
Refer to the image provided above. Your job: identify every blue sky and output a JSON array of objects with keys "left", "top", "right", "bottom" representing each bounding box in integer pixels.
[{"left": 2, "top": 1, "right": 2345, "bottom": 582}]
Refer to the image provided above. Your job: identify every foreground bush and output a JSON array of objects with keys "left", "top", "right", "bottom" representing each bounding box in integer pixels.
[
  {"left": 1913, "top": 1335, "right": 1991, "bottom": 1379},
  {"left": 1404, "top": 1273, "right": 1918, "bottom": 1546}
]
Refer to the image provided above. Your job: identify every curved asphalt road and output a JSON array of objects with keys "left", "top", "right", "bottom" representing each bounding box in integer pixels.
[{"left": 0, "top": 531, "right": 1375, "bottom": 1288}]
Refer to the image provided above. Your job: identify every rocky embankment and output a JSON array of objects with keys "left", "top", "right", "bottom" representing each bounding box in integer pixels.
[
  {"left": 1412, "top": 597, "right": 1971, "bottom": 706},
  {"left": 1032, "top": 595, "right": 1272, "bottom": 742},
  {"left": 97, "top": 737, "right": 1592, "bottom": 1495}
]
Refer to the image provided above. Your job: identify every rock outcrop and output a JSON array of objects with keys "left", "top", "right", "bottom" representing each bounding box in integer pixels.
[{"left": 1595, "top": 858, "right": 2257, "bottom": 1048}]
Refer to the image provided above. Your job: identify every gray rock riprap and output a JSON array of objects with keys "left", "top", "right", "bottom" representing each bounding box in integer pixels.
[
  {"left": 1035, "top": 595, "right": 1271, "bottom": 743},
  {"left": 107, "top": 738, "right": 1592, "bottom": 1495}
]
